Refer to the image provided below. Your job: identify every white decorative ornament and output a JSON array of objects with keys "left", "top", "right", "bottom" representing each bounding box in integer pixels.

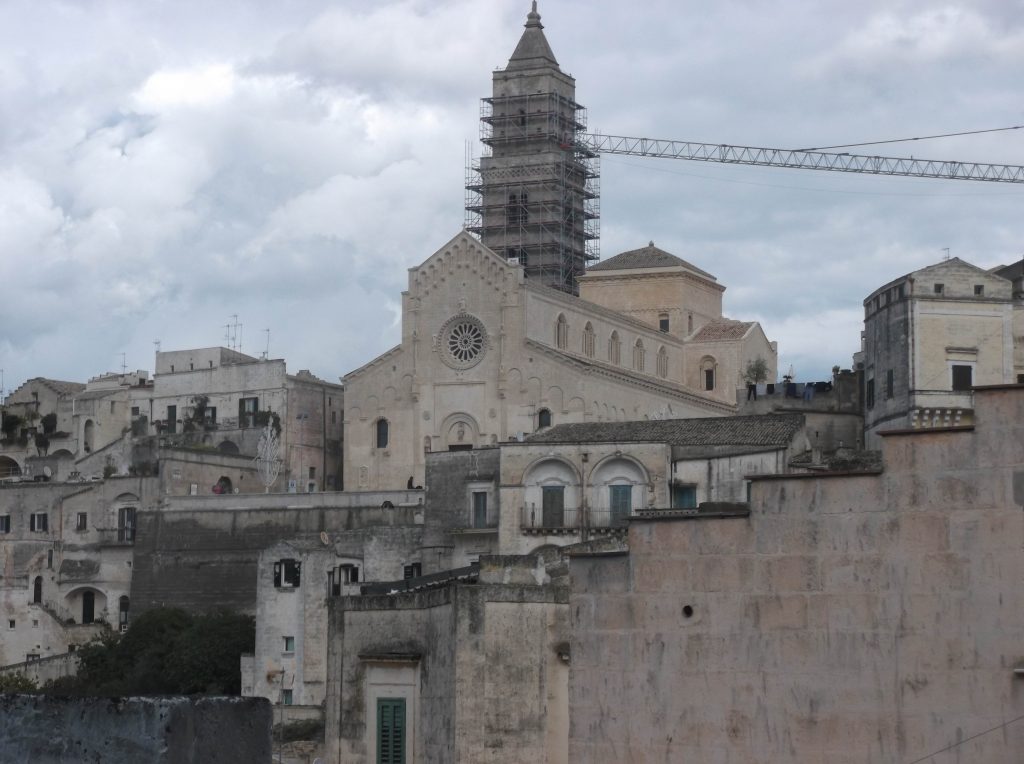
[{"left": 254, "top": 424, "right": 282, "bottom": 492}]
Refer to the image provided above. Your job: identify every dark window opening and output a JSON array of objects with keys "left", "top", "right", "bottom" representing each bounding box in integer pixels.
[
  {"left": 118, "top": 507, "right": 136, "bottom": 543},
  {"left": 0, "top": 515, "right": 9, "bottom": 533},
  {"left": 537, "top": 408, "right": 552, "bottom": 428},
  {"left": 403, "top": 563, "right": 422, "bottom": 580},
  {"left": 934, "top": 283, "right": 944, "bottom": 295},
  {"left": 952, "top": 365, "right": 973, "bottom": 391},
  {"left": 82, "top": 591, "right": 95, "bottom": 625},
  {"left": 166, "top": 405, "right": 177, "bottom": 434},
  {"left": 885, "top": 369, "right": 894, "bottom": 399},
  {"left": 542, "top": 485, "right": 565, "bottom": 527},
  {"left": 704, "top": 368, "right": 715, "bottom": 391},
  {"left": 273, "top": 558, "right": 301, "bottom": 588},
  {"left": 866, "top": 378, "right": 875, "bottom": 409},
  {"left": 119, "top": 596, "right": 130, "bottom": 632},
  {"left": 30, "top": 513, "right": 48, "bottom": 533},
  {"left": 671, "top": 485, "right": 697, "bottom": 509},
  {"left": 376, "top": 419, "right": 389, "bottom": 449},
  {"left": 472, "top": 491, "right": 488, "bottom": 528},
  {"left": 974, "top": 284, "right": 984, "bottom": 296},
  {"left": 658, "top": 314, "right": 669, "bottom": 333},
  {"left": 33, "top": 576, "right": 42, "bottom": 604},
  {"left": 609, "top": 485, "right": 632, "bottom": 525},
  {"left": 239, "top": 397, "right": 258, "bottom": 428}
]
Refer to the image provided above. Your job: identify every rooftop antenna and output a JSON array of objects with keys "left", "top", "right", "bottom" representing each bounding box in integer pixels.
[
  {"left": 153, "top": 339, "right": 161, "bottom": 354},
  {"left": 119, "top": 353, "right": 127, "bottom": 375},
  {"left": 261, "top": 329, "right": 271, "bottom": 360},
  {"left": 224, "top": 314, "right": 243, "bottom": 353},
  {"left": 942, "top": 247, "right": 951, "bottom": 260}
]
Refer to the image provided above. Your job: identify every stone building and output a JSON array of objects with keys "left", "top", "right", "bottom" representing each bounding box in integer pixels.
[
  {"left": 343, "top": 232, "right": 776, "bottom": 493},
  {"left": 861, "top": 257, "right": 1016, "bottom": 444},
  {"left": 0, "top": 477, "right": 156, "bottom": 665},
  {"left": 568, "top": 384, "right": 1024, "bottom": 763}
]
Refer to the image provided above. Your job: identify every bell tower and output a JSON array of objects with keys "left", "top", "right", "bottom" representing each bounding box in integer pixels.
[{"left": 465, "top": 2, "right": 599, "bottom": 294}]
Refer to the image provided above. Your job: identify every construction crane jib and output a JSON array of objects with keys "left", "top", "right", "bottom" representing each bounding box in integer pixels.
[{"left": 582, "top": 134, "right": 1024, "bottom": 184}]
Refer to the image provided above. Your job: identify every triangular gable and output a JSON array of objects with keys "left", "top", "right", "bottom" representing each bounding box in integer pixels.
[{"left": 408, "top": 229, "right": 518, "bottom": 286}]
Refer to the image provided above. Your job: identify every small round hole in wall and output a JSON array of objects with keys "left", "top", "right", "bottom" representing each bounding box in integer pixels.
[{"left": 682, "top": 605, "right": 694, "bottom": 619}]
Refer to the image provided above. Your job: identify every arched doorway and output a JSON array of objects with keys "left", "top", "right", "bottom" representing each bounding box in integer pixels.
[
  {"left": 82, "top": 591, "right": 95, "bottom": 624},
  {"left": 212, "top": 476, "right": 233, "bottom": 494},
  {"left": 33, "top": 576, "right": 42, "bottom": 604}
]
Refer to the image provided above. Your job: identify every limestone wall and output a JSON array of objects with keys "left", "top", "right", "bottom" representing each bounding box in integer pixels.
[{"left": 569, "top": 387, "right": 1024, "bottom": 763}]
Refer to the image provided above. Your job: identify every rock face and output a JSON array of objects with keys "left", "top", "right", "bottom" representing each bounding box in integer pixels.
[{"left": 0, "top": 694, "right": 271, "bottom": 763}]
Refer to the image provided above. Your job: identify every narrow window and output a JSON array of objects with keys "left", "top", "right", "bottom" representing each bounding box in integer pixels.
[
  {"left": 633, "top": 340, "right": 645, "bottom": 372},
  {"left": 974, "top": 284, "right": 984, "bottom": 296},
  {"left": 82, "top": 591, "right": 95, "bottom": 624},
  {"left": 885, "top": 369, "right": 894, "bottom": 399},
  {"left": 609, "top": 485, "right": 632, "bottom": 525},
  {"left": 308, "top": 467, "right": 316, "bottom": 480},
  {"left": 608, "top": 332, "right": 621, "bottom": 365},
  {"left": 119, "top": 596, "right": 130, "bottom": 632},
  {"left": 537, "top": 408, "right": 552, "bottom": 428},
  {"left": 658, "top": 314, "right": 669, "bottom": 333},
  {"left": 282, "top": 689, "right": 293, "bottom": 706},
  {"left": 377, "top": 698, "right": 406, "bottom": 764},
  {"left": 33, "top": 576, "right": 42, "bottom": 604},
  {"left": 704, "top": 368, "right": 715, "bottom": 391},
  {"left": 951, "top": 365, "right": 973, "bottom": 391},
  {"left": 47, "top": 550, "right": 53, "bottom": 569},
  {"left": 283, "top": 636, "right": 295, "bottom": 653},
  {"left": 118, "top": 507, "right": 136, "bottom": 543},
  {"left": 582, "top": 323, "right": 595, "bottom": 358},
  {"left": 541, "top": 485, "right": 565, "bottom": 528},
  {"left": 555, "top": 315, "right": 568, "bottom": 349},
  {"left": 130, "top": 406, "right": 140, "bottom": 417},
  {"left": 472, "top": 491, "right": 488, "bottom": 528},
  {"left": 30, "top": 513, "right": 48, "bottom": 532},
  {"left": 657, "top": 347, "right": 668, "bottom": 379},
  {"left": 166, "top": 405, "right": 177, "bottom": 434},
  {"left": 76, "top": 512, "right": 88, "bottom": 532},
  {"left": 0, "top": 515, "right": 10, "bottom": 533},
  {"left": 376, "top": 418, "right": 389, "bottom": 449},
  {"left": 866, "top": 377, "right": 875, "bottom": 408},
  {"left": 934, "top": 283, "right": 944, "bottom": 295},
  {"left": 331, "top": 411, "right": 337, "bottom": 424},
  {"left": 7, "top": 620, "right": 14, "bottom": 630}
]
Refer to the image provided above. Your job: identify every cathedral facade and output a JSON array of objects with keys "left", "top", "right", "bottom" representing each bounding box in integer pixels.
[{"left": 342, "top": 6, "right": 777, "bottom": 491}]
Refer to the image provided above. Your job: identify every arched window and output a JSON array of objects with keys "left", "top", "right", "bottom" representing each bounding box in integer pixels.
[
  {"left": 582, "top": 322, "right": 595, "bottom": 358},
  {"left": 375, "top": 418, "right": 389, "bottom": 449},
  {"left": 555, "top": 314, "right": 568, "bottom": 350},
  {"left": 33, "top": 576, "right": 42, "bottom": 604},
  {"left": 701, "top": 357, "right": 717, "bottom": 391},
  {"left": 657, "top": 347, "right": 669, "bottom": 379},
  {"left": 633, "top": 339, "right": 645, "bottom": 372},
  {"left": 608, "top": 331, "right": 621, "bottom": 365},
  {"left": 538, "top": 408, "right": 552, "bottom": 429}
]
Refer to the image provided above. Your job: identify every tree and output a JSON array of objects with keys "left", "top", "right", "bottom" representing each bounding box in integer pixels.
[
  {"left": 34, "top": 432, "right": 50, "bottom": 457},
  {"left": 0, "top": 672, "right": 37, "bottom": 693},
  {"left": 40, "top": 413, "right": 58, "bottom": 435},
  {"left": 742, "top": 357, "right": 770, "bottom": 385},
  {"left": 41, "top": 608, "right": 255, "bottom": 697}
]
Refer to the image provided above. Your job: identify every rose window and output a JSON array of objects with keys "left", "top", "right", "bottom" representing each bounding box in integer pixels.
[{"left": 439, "top": 314, "right": 488, "bottom": 369}]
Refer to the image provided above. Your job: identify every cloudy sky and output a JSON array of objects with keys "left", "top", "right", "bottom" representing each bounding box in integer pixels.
[{"left": 2, "top": 0, "right": 1023, "bottom": 394}]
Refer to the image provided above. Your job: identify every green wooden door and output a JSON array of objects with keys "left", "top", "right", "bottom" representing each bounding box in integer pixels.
[
  {"left": 609, "top": 484, "right": 632, "bottom": 525},
  {"left": 377, "top": 697, "right": 406, "bottom": 764},
  {"left": 542, "top": 486, "right": 565, "bottom": 527}
]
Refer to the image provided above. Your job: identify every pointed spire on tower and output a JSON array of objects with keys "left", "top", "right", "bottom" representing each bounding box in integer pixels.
[{"left": 507, "top": 1, "right": 559, "bottom": 70}]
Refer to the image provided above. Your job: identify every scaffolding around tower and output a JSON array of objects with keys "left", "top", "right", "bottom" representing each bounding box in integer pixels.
[{"left": 464, "top": 90, "right": 600, "bottom": 295}]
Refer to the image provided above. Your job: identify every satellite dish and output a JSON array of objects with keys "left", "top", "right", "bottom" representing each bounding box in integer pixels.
[
  {"left": 43, "top": 466, "right": 52, "bottom": 478},
  {"left": 319, "top": 531, "right": 330, "bottom": 546}
]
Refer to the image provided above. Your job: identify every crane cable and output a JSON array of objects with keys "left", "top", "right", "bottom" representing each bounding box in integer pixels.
[{"left": 796, "top": 125, "right": 1024, "bottom": 152}]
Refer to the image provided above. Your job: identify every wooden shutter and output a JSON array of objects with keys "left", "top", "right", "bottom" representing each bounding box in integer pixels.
[{"left": 377, "top": 698, "right": 406, "bottom": 764}]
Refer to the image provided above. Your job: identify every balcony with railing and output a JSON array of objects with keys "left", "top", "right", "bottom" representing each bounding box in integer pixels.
[{"left": 519, "top": 506, "right": 633, "bottom": 535}]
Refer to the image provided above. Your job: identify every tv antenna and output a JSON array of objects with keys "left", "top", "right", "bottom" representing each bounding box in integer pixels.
[
  {"left": 224, "top": 315, "right": 243, "bottom": 352},
  {"left": 262, "top": 329, "right": 271, "bottom": 360}
]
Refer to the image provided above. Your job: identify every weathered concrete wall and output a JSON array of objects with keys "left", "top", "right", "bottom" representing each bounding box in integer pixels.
[
  {"left": 131, "top": 503, "right": 422, "bottom": 616},
  {"left": 569, "top": 386, "right": 1024, "bottom": 763},
  {"left": 326, "top": 571, "right": 570, "bottom": 764},
  {"left": 0, "top": 694, "right": 271, "bottom": 763},
  {"left": 423, "top": 448, "right": 501, "bottom": 569}
]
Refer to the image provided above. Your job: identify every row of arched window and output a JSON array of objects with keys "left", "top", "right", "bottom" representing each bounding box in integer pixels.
[{"left": 555, "top": 315, "right": 672, "bottom": 380}]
